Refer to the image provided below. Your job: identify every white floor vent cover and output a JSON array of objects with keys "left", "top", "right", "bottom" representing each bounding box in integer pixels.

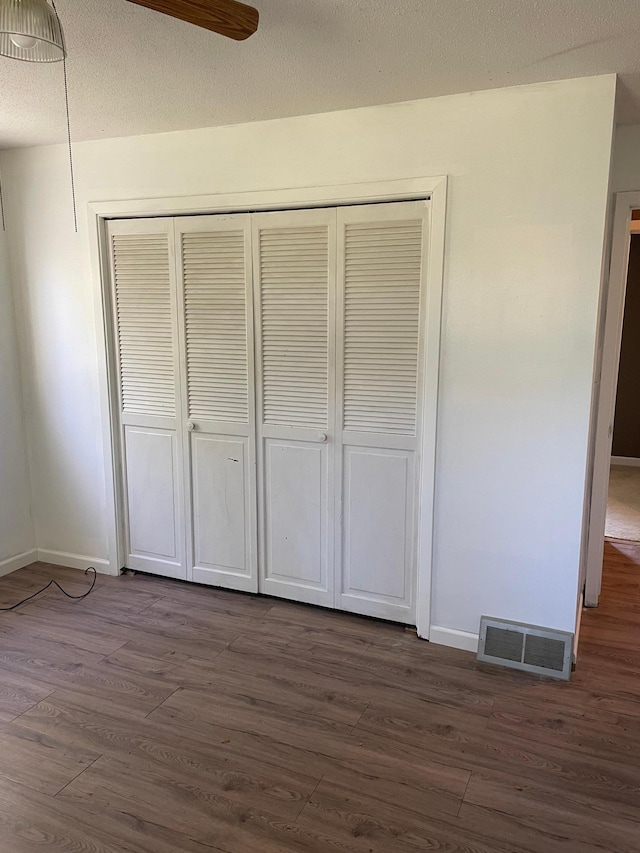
[{"left": 477, "top": 617, "right": 573, "bottom": 680}]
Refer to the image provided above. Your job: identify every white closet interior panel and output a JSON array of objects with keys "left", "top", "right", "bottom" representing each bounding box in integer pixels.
[
  {"left": 176, "top": 215, "right": 257, "bottom": 592},
  {"left": 253, "top": 209, "right": 336, "bottom": 607},
  {"left": 336, "top": 202, "right": 429, "bottom": 622},
  {"left": 108, "top": 218, "right": 186, "bottom": 579}
]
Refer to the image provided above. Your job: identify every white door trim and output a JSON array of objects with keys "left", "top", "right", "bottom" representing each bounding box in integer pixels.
[
  {"left": 584, "top": 191, "right": 640, "bottom": 606},
  {"left": 87, "top": 177, "right": 446, "bottom": 220},
  {"left": 88, "top": 175, "right": 448, "bottom": 639},
  {"left": 89, "top": 214, "right": 125, "bottom": 577}
]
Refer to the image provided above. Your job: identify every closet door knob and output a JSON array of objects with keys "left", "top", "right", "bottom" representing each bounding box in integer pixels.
[
  {"left": 318, "top": 432, "right": 328, "bottom": 443},
  {"left": 187, "top": 421, "right": 196, "bottom": 432}
]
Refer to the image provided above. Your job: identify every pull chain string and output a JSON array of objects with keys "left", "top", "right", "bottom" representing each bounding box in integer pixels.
[
  {"left": 61, "top": 52, "right": 77, "bottom": 232},
  {"left": 0, "top": 168, "right": 5, "bottom": 232},
  {"left": 51, "top": 0, "right": 77, "bottom": 232}
]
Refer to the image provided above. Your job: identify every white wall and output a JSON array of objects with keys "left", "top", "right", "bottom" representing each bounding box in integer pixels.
[
  {"left": 611, "top": 123, "right": 640, "bottom": 192},
  {"left": 1, "top": 75, "right": 616, "bottom": 642},
  {"left": 0, "top": 229, "right": 35, "bottom": 569}
]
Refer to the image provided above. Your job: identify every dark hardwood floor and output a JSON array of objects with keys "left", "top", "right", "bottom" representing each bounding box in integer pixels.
[{"left": 0, "top": 545, "right": 638, "bottom": 852}]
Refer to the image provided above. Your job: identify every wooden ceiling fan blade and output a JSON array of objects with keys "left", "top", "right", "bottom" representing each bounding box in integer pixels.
[{"left": 126, "top": 0, "right": 259, "bottom": 41}]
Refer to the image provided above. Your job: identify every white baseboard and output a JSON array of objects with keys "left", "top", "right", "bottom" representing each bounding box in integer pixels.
[
  {"left": 37, "top": 549, "right": 113, "bottom": 575},
  {"left": 611, "top": 456, "right": 640, "bottom": 467},
  {"left": 429, "top": 625, "right": 479, "bottom": 653},
  {"left": 0, "top": 548, "right": 38, "bottom": 578}
]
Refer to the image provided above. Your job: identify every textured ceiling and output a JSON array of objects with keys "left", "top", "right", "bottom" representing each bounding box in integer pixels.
[{"left": 0, "top": 0, "right": 639, "bottom": 148}]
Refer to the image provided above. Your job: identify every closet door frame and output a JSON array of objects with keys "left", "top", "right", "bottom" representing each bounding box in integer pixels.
[{"left": 90, "top": 175, "right": 447, "bottom": 640}]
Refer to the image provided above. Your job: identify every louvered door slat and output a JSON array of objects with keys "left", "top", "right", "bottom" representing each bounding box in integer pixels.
[
  {"left": 343, "top": 220, "right": 423, "bottom": 436},
  {"left": 259, "top": 225, "right": 329, "bottom": 429},
  {"left": 182, "top": 230, "right": 248, "bottom": 424},
  {"left": 112, "top": 233, "right": 176, "bottom": 417}
]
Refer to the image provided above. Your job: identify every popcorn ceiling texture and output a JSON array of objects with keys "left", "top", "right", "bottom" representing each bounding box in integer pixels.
[{"left": 0, "top": 0, "right": 636, "bottom": 147}]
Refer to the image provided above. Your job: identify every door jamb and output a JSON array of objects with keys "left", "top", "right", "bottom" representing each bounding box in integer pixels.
[
  {"left": 584, "top": 190, "right": 640, "bottom": 606},
  {"left": 88, "top": 175, "right": 448, "bottom": 639}
]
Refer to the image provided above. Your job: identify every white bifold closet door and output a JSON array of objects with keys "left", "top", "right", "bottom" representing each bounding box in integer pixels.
[
  {"left": 252, "top": 201, "right": 428, "bottom": 622},
  {"left": 335, "top": 202, "right": 428, "bottom": 624},
  {"left": 253, "top": 209, "right": 336, "bottom": 607},
  {"left": 108, "top": 218, "right": 186, "bottom": 579},
  {"left": 175, "top": 215, "right": 258, "bottom": 592}
]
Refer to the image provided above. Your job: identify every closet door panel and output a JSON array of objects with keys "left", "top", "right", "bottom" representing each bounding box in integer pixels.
[
  {"left": 191, "top": 434, "right": 249, "bottom": 575},
  {"left": 124, "top": 426, "right": 184, "bottom": 578},
  {"left": 108, "top": 219, "right": 186, "bottom": 580},
  {"left": 253, "top": 209, "right": 336, "bottom": 607},
  {"left": 342, "top": 446, "right": 416, "bottom": 618},
  {"left": 336, "top": 202, "right": 429, "bottom": 623},
  {"left": 264, "top": 441, "right": 327, "bottom": 588},
  {"left": 176, "top": 215, "right": 257, "bottom": 592}
]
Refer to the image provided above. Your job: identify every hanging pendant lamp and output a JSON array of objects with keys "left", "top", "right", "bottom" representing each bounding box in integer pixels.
[
  {"left": 0, "top": 0, "right": 75, "bottom": 230},
  {"left": 0, "top": 0, "right": 65, "bottom": 62}
]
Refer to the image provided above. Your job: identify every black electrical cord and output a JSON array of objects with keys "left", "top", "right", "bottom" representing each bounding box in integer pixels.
[{"left": 0, "top": 566, "right": 97, "bottom": 612}]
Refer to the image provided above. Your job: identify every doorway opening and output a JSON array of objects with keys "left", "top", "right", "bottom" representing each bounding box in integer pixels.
[
  {"left": 606, "top": 223, "right": 640, "bottom": 543},
  {"left": 89, "top": 177, "right": 448, "bottom": 642},
  {"left": 586, "top": 194, "right": 640, "bottom": 609}
]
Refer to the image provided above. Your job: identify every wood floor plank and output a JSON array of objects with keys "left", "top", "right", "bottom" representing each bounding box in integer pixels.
[
  {"left": 15, "top": 689, "right": 323, "bottom": 798},
  {"left": 0, "top": 778, "right": 228, "bottom": 853},
  {"left": 145, "top": 596, "right": 265, "bottom": 640},
  {"left": 147, "top": 688, "right": 472, "bottom": 810},
  {"left": 57, "top": 749, "right": 315, "bottom": 828},
  {"left": 173, "top": 655, "right": 369, "bottom": 725},
  {"left": 1, "top": 608, "right": 127, "bottom": 656},
  {"left": 455, "top": 801, "right": 636, "bottom": 853},
  {"left": 227, "top": 629, "right": 372, "bottom": 674},
  {"left": 57, "top": 755, "right": 467, "bottom": 853},
  {"left": 0, "top": 721, "right": 99, "bottom": 795},
  {"left": 104, "top": 606, "right": 241, "bottom": 658},
  {"left": 151, "top": 684, "right": 357, "bottom": 743},
  {"left": 296, "top": 776, "right": 532, "bottom": 853},
  {"left": 101, "top": 645, "right": 190, "bottom": 677},
  {"left": 58, "top": 749, "right": 465, "bottom": 853},
  {"left": 347, "top": 642, "right": 505, "bottom": 711},
  {"left": 463, "top": 767, "right": 640, "bottom": 848},
  {"left": 0, "top": 625, "right": 179, "bottom": 715},
  {"left": 0, "top": 668, "right": 56, "bottom": 721},
  {"left": 0, "top": 631, "right": 106, "bottom": 681},
  {"left": 354, "top": 690, "right": 491, "bottom": 750},
  {"left": 487, "top": 694, "right": 640, "bottom": 765}
]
